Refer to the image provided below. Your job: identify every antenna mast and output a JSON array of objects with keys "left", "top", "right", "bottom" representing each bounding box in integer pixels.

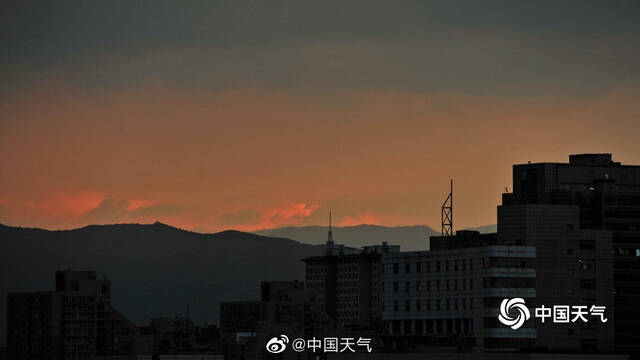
[
  {"left": 327, "top": 211, "right": 334, "bottom": 245},
  {"left": 441, "top": 179, "right": 453, "bottom": 237}
]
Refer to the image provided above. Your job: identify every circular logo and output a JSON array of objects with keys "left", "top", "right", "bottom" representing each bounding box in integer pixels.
[
  {"left": 498, "top": 297, "right": 530, "bottom": 330},
  {"left": 266, "top": 335, "right": 289, "bottom": 353}
]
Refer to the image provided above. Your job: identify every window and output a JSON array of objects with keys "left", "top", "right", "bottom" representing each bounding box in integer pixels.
[
  {"left": 579, "top": 259, "right": 596, "bottom": 272},
  {"left": 426, "top": 262, "right": 431, "bottom": 273},
  {"left": 416, "top": 281, "right": 421, "bottom": 292},
  {"left": 483, "top": 297, "right": 535, "bottom": 308},
  {"left": 404, "top": 320, "right": 412, "bottom": 334},
  {"left": 405, "top": 300, "right": 411, "bottom": 311},
  {"left": 580, "top": 279, "right": 596, "bottom": 290},
  {"left": 446, "top": 299, "right": 450, "bottom": 310},
  {"left": 393, "top": 263, "right": 399, "bottom": 274},
  {"left": 436, "top": 261, "right": 441, "bottom": 272},
  {"left": 392, "top": 320, "right": 401, "bottom": 333},
  {"left": 416, "top": 262, "right": 422, "bottom": 273},
  {"left": 580, "top": 239, "right": 596, "bottom": 250},
  {"left": 416, "top": 300, "right": 421, "bottom": 311},
  {"left": 405, "top": 263, "right": 411, "bottom": 273},
  {"left": 426, "top": 300, "right": 431, "bottom": 310},
  {"left": 426, "top": 280, "right": 431, "bottom": 291},
  {"left": 393, "top": 281, "right": 398, "bottom": 293},
  {"left": 445, "top": 260, "right": 450, "bottom": 271},
  {"left": 567, "top": 248, "right": 574, "bottom": 255},
  {"left": 393, "top": 301, "right": 399, "bottom": 312},
  {"left": 483, "top": 277, "right": 535, "bottom": 288},
  {"left": 405, "top": 281, "right": 410, "bottom": 293},
  {"left": 437, "top": 280, "right": 441, "bottom": 291},
  {"left": 581, "top": 339, "right": 597, "bottom": 352},
  {"left": 483, "top": 257, "right": 535, "bottom": 268},
  {"left": 446, "top": 280, "right": 450, "bottom": 291},
  {"left": 454, "top": 260, "right": 459, "bottom": 271}
]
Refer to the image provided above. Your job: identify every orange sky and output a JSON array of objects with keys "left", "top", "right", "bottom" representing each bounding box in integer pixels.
[
  {"left": 2, "top": 2, "right": 640, "bottom": 232},
  {"left": 1, "top": 81, "right": 639, "bottom": 232}
]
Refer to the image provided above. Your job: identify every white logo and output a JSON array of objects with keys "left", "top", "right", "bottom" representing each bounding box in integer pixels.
[
  {"left": 498, "top": 298, "right": 530, "bottom": 330},
  {"left": 266, "top": 335, "right": 289, "bottom": 353}
]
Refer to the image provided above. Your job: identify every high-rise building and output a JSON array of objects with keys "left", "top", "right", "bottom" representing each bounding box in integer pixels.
[
  {"left": 220, "top": 280, "right": 335, "bottom": 360},
  {"left": 500, "top": 153, "right": 639, "bottom": 355},
  {"left": 303, "top": 154, "right": 633, "bottom": 355},
  {"left": 382, "top": 231, "right": 536, "bottom": 350},
  {"left": 303, "top": 226, "right": 399, "bottom": 328},
  {"left": 7, "top": 270, "right": 136, "bottom": 359}
]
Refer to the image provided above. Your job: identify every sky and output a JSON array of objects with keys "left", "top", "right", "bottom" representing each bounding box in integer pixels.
[{"left": 1, "top": 0, "right": 639, "bottom": 232}]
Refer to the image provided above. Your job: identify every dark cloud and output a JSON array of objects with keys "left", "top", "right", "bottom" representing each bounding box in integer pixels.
[{"left": 1, "top": 1, "right": 639, "bottom": 96}]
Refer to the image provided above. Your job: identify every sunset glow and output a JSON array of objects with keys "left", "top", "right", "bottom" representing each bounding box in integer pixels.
[{"left": 1, "top": 2, "right": 639, "bottom": 232}]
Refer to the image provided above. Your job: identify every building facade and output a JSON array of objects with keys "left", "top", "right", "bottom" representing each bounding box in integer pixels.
[
  {"left": 381, "top": 237, "right": 536, "bottom": 350},
  {"left": 7, "top": 270, "right": 136, "bottom": 360},
  {"left": 220, "top": 280, "right": 335, "bottom": 360},
  {"left": 303, "top": 154, "right": 631, "bottom": 355},
  {"left": 303, "top": 242, "right": 399, "bottom": 328},
  {"left": 501, "top": 153, "right": 637, "bottom": 354}
]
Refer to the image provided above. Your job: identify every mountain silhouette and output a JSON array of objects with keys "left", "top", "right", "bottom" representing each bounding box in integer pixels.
[
  {"left": 0, "top": 222, "right": 322, "bottom": 346},
  {"left": 254, "top": 224, "right": 496, "bottom": 252}
]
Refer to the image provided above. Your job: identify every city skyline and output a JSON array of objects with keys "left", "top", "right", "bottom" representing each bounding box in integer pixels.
[{"left": 2, "top": 1, "right": 639, "bottom": 232}]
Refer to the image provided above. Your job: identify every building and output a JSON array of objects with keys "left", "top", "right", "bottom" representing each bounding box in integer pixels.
[
  {"left": 303, "top": 154, "right": 632, "bottom": 355},
  {"left": 220, "top": 280, "right": 336, "bottom": 360},
  {"left": 136, "top": 316, "right": 221, "bottom": 356},
  {"left": 497, "top": 204, "right": 614, "bottom": 352},
  {"left": 7, "top": 270, "right": 137, "bottom": 360},
  {"left": 303, "top": 239, "right": 399, "bottom": 328},
  {"left": 382, "top": 231, "right": 536, "bottom": 351},
  {"left": 501, "top": 153, "right": 637, "bottom": 354}
]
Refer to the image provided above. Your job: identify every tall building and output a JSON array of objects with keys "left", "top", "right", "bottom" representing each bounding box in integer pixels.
[
  {"left": 7, "top": 270, "right": 136, "bottom": 360},
  {"left": 304, "top": 154, "right": 631, "bottom": 355},
  {"left": 382, "top": 231, "right": 536, "bottom": 350},
  {"left": 220, "top": 280, "right": 335, "bottom": 360},
  {"left": 303, "top": 223, "right": 399, "bottom": 328},
  {"left": 500, "top": 153, "right": 638, "bottom": 355}
]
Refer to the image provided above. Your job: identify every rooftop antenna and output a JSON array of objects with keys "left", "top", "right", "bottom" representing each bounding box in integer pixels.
[
  {"left": 441, "top": 179, "right": 453, "bottom": 237},
  {"left": 327, "top": 211, "right": 334, "bottom": 245}
]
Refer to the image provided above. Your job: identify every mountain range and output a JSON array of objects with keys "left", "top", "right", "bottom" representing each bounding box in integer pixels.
[
  {"left": 0, "top": 222, "right": 321, "bottom": 346},
  {"left": 255, "top": 224, "right": 497, "bottom": 251},
  {"left": 0, "top": 221, "right": 496, "bottom": 346}
]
